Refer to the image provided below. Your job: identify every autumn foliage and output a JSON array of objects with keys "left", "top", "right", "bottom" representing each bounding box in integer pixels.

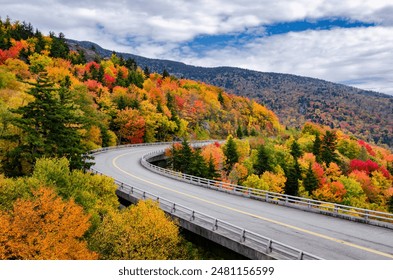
[
  {"left": 90, "top": 200, "right": 184, "bottom": 260},
  {"left": 0, "top": 40, "right": 28, "bottom": 64},
  {"left": 350, "top": 159, "right": 380, "bottom": 175},
  {"left": 166, "top": 124, "right": 393, "bottom": 212},
  {"left": 0, "top": 187, "right": 97, "bottom": 260}
]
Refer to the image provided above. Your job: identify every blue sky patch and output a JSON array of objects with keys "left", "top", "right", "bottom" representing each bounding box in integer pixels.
[
  {"left": 182, "top": 18, "right": 376, "bottom": 55},
  {"left": 264, "top": 18, "right": 375, "bottom": 35}
]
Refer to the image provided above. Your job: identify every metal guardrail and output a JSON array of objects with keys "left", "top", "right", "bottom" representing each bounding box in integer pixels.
[
  {"left": 90, "top": 167, "right": 322, "bottom": 260},
  {"left": 140, "top": 148, "right": 393, "bottom": 230},
  {"left": 89, "top": 140, "right": 216, "bottom": 155}
]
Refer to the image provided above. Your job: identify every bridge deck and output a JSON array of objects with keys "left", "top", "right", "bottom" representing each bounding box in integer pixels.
[{"left": 92, "top": 144, "right": 393, "bottom": 260}]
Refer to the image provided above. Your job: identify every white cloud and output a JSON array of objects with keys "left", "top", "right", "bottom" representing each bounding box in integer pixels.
[
  {"left": 1, "top": 0, "right": 393, "bottom": 94},
  {"left": 4, "top": 0, "right": 392, "bottom": 42},
  {"left": 176, "top": 26, "right": 393, "bottom": 94}
]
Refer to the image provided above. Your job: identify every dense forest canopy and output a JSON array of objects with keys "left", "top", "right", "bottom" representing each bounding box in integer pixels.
[{"left": 70, "top": 37, "right": 393, "bottom": 149}]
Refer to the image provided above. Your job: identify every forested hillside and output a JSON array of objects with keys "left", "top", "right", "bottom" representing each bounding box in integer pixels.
[
  {"left": 0, "top": 18, "right": 282, "bottom": 259},
  {"left": 67, "top": 39, "right": 393, "bottom": 149},
  {"left": 0, "top": 18, "right": 282, "bottom": 177}
]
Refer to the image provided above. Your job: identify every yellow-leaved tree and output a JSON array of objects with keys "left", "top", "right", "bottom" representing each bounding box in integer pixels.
[{"left": 90, "top": 200, "right": 186, "bottom": 260}]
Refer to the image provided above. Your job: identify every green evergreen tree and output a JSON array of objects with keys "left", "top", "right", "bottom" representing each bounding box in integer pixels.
[
  {"left": 303, "top": 163, "right": 318, "bottom": 193},
  {"left": 223, "top": 136, "right": 239, "bottom": 173},
  {"left": 156, "top": 102, "right": 164, "bottom": 113},
  {"left": 236, "top": 123, "right": 243, "bottom": 139},
  {"left": 388, "top": 196, "right": 393, "bottom": 213},
  {"left": 254, "top": 145, "right": 271, "bottom": 175},
  {"left": 284, "top": 161, "right": 301, "bottom": 196},
  {"left": 321, "top": 130, "right": 339, "bottom": 165},
  {"left": 144, "top": 66, "right": 150, "bottom": 78},
  {"left": 100, "top": 126, "right": 111, "bottom": 147},
  {"left": 97, "top": 65, "right": 105, "bottom": 83},
  {"left": 90, "top": 64, "right": 98, "bottom": 80},
  {"left": 218, "top": 91, "right": 224, "bottom": 105},
  {"left": 3, "top": 73, "right": 89, "bottom": 176},
  {"left": 189, "top": 149, "right": 209, "bottom": 178},
  {"left": 207, "top": 154, "right": 219, "bottom": 180},
  {"left": 162, "top": 68, "right": 170, "bottom": 78},
  {"left": 116, "top": 69, "right": 128, "bottom": 87},
  {"left": 77, "top": 49, "right": 87, "bottom": 64},
  {"left": 312, "top": 133, "right": 322, "bottom": 163},
  {"left": 34, "top": 30, "right": 46, "bottom": 54},
  {"left": 49, "top": 32, "right": 69, "bottom": 59},
  {"left": 290, "top": 140, "right": 302, "bottom": 159},
  {"left": 250, "top": 128, "right": 257, "bottom": 137},
  {"left": 178, "top": 139, "right": 193, "bottom": 174},
  {"left": 130, "top": 98, "right": 140, "bottom": 110},
  {"left": 118, "top": 55, "right": 126, "bottom": 66},
  {"left": 116, "top": 95, "right": 127, "bottom": 110},
  {"left": 168, "top": 144, "right": 180, "bottom": 171},
  {"left": 70, "top": 49, "right": 87, "bottom": 65},
  {"left": 243, "top": 126, "right": 249, "bottom": 137},
  {"left": 166, "top": 92, "right": 178, "bottom": 121},
  {"left": 128, "top": 70, "right": 144, "bottom": 88},
  {"left": 125, "top": 58, "right": 137, "bottom": 71}
]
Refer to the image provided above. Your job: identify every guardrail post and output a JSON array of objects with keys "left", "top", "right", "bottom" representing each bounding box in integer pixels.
[
  {"left": 265, "top": 193, "right": 269, "bottom": 202},
  {"left": 191, "top": 211, "right": 195, "bottom": 221},
  {"left": 142, "top": 192, "right": 146, "bottom": 199},
  {"left": 298, "top": 251, "right": 304, "bottom": 260},
  {"left": 120, "top": 182, "right": 124, "bottom": 189},
  {"left": 266, "top": 239, "right": 272, "bottom": 254},
  {"left": 171, "top": 203, "right": 176, "bottom": 213},
  {"left": 240, "top": 229, "right": 246, "bottom": 243},
  {"left": 364, "top": 210, "right": 369, "bottom": 223},
  {"left": 212, "top": 219, "right": 218, "bottom": 231}
]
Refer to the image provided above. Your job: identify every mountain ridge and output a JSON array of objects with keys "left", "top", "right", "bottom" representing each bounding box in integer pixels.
[
  {"left": 67, "top": 39, "right": 393, "bottom": 148},
  {"left": 67, "top": 39, "right": 390, "bottom": 98}
]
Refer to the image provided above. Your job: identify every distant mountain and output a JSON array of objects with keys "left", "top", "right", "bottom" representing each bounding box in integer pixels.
[{"left": 67, "top": 39, "right": 393, "bottom": 148}]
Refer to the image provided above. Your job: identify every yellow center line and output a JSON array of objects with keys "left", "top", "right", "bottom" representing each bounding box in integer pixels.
[{"left": 112, "top": 150, "right": 393, "bottom": 259}]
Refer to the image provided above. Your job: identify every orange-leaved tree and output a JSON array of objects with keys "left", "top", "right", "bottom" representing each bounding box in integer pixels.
[{"left": 0, "top": 187, "right": 98, "bottom": 260}]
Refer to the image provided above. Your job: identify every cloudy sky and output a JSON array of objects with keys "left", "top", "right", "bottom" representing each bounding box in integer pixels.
[{"left": 2, "top": 0, "right": 393, "bottom": 94}]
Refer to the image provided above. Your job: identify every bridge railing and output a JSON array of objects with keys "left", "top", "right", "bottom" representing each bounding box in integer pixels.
[
  {"left": 89, "top": 140, "right": 216, "bottom": 155},
  {"left": 141, "top": 148, "right": 393, "bottom": 230},
  {"left": 89, "top": 169, "right": 322, "bottom": 260}
]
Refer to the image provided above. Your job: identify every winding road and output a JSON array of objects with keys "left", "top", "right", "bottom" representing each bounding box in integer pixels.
[{"left": 92, "top": 144, "right": 393, "bottom": 260}]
